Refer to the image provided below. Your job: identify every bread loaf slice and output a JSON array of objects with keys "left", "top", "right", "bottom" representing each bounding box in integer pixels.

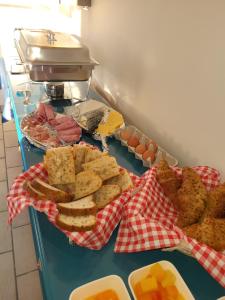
[
  {"left": 57, "top": 195, "right": 96, "bottom": 216},
  {"left": 53, "top": 183, "right": 76, "bottom": 195},
  {"left": 56, "top": 214, "right": 96, "bottom": 232},
  {"left": 73, "top": 144, "right": 88, "bottom": 174},
  {"left": 84, "top": 148, "right": 107, "bottom": 163},
  {"left": 94, "top": 184, "right": 121, "bottom": 209},
  {"left": 24, "top": 181, "right": 46, "bottom": 200},
  {"left": 44, "top": 146, "right": 75, "bottom": 185},
  {"left": 32, "top": 178, "right": 72, "bottom": 203},
  {"left": 105, "top": 169, "right": 133, "bottom": 192},
  {"left": 82, "top": 156, "right": 120, "bottom": 181},
  {"left": 75, "top": 170, "right": 102, "bottom": 199}
]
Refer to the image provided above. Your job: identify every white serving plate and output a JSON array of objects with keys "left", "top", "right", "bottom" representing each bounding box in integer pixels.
[
  {"left": 128, "top": 260, "right": 195, "bottom": 300},
  {"left": 69, "top": 275, "right": 131, "bottom": 300}
]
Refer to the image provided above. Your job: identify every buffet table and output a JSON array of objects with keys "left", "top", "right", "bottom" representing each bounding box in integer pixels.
[{"left": 2, "top": 58, "right": 225, "bottom": 300}]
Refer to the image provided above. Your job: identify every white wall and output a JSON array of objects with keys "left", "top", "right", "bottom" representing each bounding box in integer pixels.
[{"left": 80, "top": 0, "right": 225, "bottom": 177}]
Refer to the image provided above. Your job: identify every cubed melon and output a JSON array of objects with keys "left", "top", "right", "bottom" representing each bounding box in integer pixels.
[
  {"left": 161, "top": 270, "right": 176, "bottom": 287},
  {"left": 165, "top": 285, "right": 179, "bottom": 299},
  {"left": 140, "top": 276, "right": 158, "bottom": 293},
  {"left": 149, "top": 263, "right": 165, "bottom": 282}
]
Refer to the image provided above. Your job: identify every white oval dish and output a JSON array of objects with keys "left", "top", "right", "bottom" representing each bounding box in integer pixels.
[
  {"left": 128, "top": 260, "right": 195, "bottom": 300},
  {"left": 69, "top": 275, "right": 131, "bottom": 300}
]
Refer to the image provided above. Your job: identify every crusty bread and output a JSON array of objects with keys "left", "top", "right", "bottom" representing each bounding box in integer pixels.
[
  {"left": 73, "top": 144, "right": 88, "bottom": 174},
  {"left": 53, "top": 183, "right": 76, "bottom": 195},
  {"left": 75, "top": 170, "right": 102, "bottom": 199},
  {"left": 82, "top": 156, "right": 120, "bottom": 181},
  {"left": 32, "top": 178, "right": 72, "bottom": 203},
  {"left": 94, "top": 184, "right": 121, "bottom": 209},
  {"left": 44, "top": 146, "right": 75, "bottom": 185},
  {"left": 24, "top": 181, "right": 46, "bottom": 200},
  {"left": 57, "top": 195, "right": 96, "bottom": 216},
  {"left": 56, "top": 214, "right": 96, "bottom": 232},
  {"left": 84, "top": 148, "right": 107, "bottom": 163},
  {"left": 105, "top": 169, "right": 133, "bottom": 192}
]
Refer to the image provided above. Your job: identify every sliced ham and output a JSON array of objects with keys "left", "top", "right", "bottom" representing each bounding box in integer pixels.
[
  {"left": 53, "top": 116, "right": 74, "bottom": 125},
  {"left": 57, "top": 127, "right": 81, "bottom": 136},
  {"left": 44, "top": 104, "right": 55, "bottom": 121},
  {"left": 58, "top": 134, "right": 80, "bottom": 143},
  {"left": 54, "top": 120, "right": 78, "bottom": 131}
]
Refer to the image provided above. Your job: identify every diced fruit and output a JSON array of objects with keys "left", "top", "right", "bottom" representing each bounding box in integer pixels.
[
  {"left": 134, "top": 282, "right": 143, "bottom": 297},
  {"left": 158, "top": 286, "right": 168, "bottom": 299},
  {"left": 149, "top": 263, "right": 165, "bottom": 282},
  {"left": 165, "top": 285, "right": 179, "bottom": 299},
  {"left": 176, "top": 293, "right": 186, "bottom": 300},
  {"left": 140, "top": 276, "right": 158, "bottom": 293},
  {"left": 161, "top": 270, "right": 176, "bottom": 287},
  {"left": 95, "top": 289, "right": 118, "bottom": 300}
]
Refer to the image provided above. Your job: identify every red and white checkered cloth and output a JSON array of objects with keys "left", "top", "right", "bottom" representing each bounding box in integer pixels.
[
  {"left": 115, "top": 166, "right": 225, "bottom": 288},
  {"left": 7, "top": 162, "right": 143, "bottom": 250}
]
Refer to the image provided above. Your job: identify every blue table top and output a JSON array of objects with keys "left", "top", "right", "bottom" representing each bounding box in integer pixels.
[{"left": 5, "top": 69, "right": 225, "bottom": 300}]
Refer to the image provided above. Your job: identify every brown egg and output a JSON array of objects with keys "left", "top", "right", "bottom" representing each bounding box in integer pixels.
[
  {"left": 142, "top": 150, "right": 156, "bottom": 163},
  {"left": 147, "top": 140, "right": 158, "bottom": 153},
  {"left": 120, "top": 129, "right": 131, "bottom": 141},
  {"left": 128, "top": 135, "right": 140, "bottom": 148},
  {"left": 135, "top": 144, "right": 147, "bottom": 154}
]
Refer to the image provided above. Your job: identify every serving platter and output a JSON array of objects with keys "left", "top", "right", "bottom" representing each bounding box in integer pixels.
[{"left": 20, "top": 111, "right": 81, "bottom": 151}]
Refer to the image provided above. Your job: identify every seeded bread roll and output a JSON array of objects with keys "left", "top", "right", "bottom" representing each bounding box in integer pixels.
[
  {"left": 94, "top": 184, "right": 121, "bottom": 209},
  {"left": 44, "top": 146, "right": 75, "bottom": 185},
  {"left": 105, "top": 169, "right": 133, "bottom": 192},
  {"left": 57, "top": 195, "right": 96, "bottom": 216},
  {"left": 82, "top": 156, "right": 120, "bottom": 181},
  {"left": 73, "top": 145, "right": 88, "bottom": 174},
  {"left": 75, "top": 170, "right": 102, "bottom": 199},
  {"left": 56, "top": 214, "right": 96, "bottom": 232}
]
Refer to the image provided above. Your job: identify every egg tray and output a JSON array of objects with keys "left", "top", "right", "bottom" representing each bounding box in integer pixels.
[{"left": 114, "top": 125, "right": 178, "bottom": 168}]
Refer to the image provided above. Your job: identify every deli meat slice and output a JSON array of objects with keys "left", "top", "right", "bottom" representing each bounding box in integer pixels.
[
  {"left": 58, "top": 134, "right": 80, "bottom": 143},
  {"left": 54, "top": 120, "right": 78, "bottom": 131},
  {"left": 57, "top": 127, "right": 81, "bottom": 136},
  {"left": 44, "top": 104, "right": 55, "bottom": 121},
  {"left": 53, "top": 116, "right": 74, "bottom": 125}
]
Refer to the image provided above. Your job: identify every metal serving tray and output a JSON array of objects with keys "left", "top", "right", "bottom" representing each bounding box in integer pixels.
[{"left": 14, "top": 28, "right": 98, "bottom": 81}]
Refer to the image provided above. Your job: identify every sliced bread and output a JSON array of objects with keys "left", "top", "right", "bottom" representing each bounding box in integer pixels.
[
  {"left": 57, "top": 195, "right": 96, "bottom": 216},
  {"left": 24, "top": 181, "right": 46, "bottom": 200},
  {"left": 84, "top": 148, "right": 107, "bottom": 163},
  {"left": 73, "top": 144, "right": 88, "bottom": 174},
  {"left": 104, "top": 169, "right": 133, "bottom": 192},
  {"left": 53, "top": 183, "right": 76, "bottom": 195},
  {"left": 94, "top": 184, "right": 121, "bottom": 209},
  {"left": 82, "top": 156, "right": 120, "bottom": 181},
  {"left": 44, "top": 146, "right": 75, "bottom": 185},
  {"left": 75, "top": 170, "right": 102, "bottom": 199},
  {"left": 56, "top": 214, "right": 96, "bottom": 232},
  {"left": 32, "top": 178, "right": 72, "bottom": 203}
]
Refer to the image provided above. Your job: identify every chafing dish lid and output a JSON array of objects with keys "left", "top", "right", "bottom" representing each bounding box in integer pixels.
[{"left": 14, "top": 28, "right": 98, "bottom": 66}]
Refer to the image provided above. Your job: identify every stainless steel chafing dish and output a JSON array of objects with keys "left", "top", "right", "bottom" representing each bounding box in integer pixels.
[{"left": 14, "top": 28, "right": 98, "bottom": 82}]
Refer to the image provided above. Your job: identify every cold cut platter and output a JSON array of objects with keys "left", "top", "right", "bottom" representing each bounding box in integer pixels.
[{"left": 21, "top": 103, "right": 82, "bottom": 150}]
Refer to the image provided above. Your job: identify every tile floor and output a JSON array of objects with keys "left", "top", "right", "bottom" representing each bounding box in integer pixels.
[{"left": 0, "top": 114, "right": 43, "bottom": 300}]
